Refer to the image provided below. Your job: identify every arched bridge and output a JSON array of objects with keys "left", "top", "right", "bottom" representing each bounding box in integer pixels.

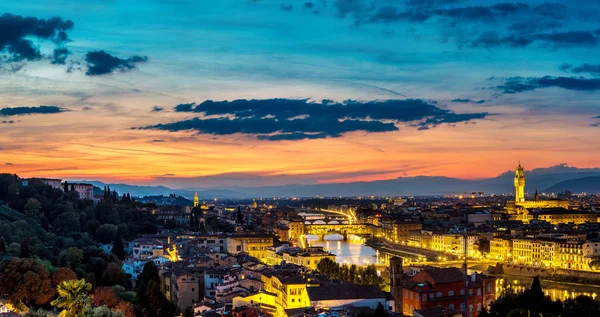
[{"left": 305, "top": 223, "right": 374, "bottom": 240}]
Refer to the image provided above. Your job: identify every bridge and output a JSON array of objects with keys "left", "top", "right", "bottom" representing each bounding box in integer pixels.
[{"left": 304, "top": 223, "right": 374, "bottom": 241}]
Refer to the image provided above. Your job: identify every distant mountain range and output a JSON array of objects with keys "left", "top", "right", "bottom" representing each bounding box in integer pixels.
[{"left": 74, "top": 164, "right": 600, "bottom": 198}]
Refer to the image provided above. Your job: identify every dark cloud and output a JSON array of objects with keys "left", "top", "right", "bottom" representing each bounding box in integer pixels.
[
  {"left": 404, "top": 0, "right": 460, "bottom": 8},
  {"left": 151, "top": 139, "right": 165, "bottom": 143},
  {"left": 508, "top": 20, "right": 562, "bottom": 33},
  {"left": 280, "top": 3, "right": 293, "bottom": 11},
  {"left": 471, "top": 31, "right": 534, "bottom": 48},
  {"left": 536, "top": 30, "right": 599, "bottom": 47},
  {"left": 152, "top": 106, "right": 165, "bottom": 112},
  {"left": 0, "top": 105, "right": 66, "bottom": 117},
  {"left": 451, "top": 99, "right": 486, "bottom": 104},
  {"left": 304, "top": 2, "right": 316, "bottom": 9},
  {"left": 137, "top": 116, "right": 398, "bottom": 140},
  {"left": 143, "top": 98, "right": 488, "bottom": 140},
  {"left": 472, "top": 30, "right": 600, "bottom": 48},
  {"left": 560, "top": 63, "right": 600, "bottom": 76},
  {"left": 50, "top": 47, "right": 70, "bottom": 65},
  {"left": 0, "top": 13, "right": 74, "bottom": 62},
  {"left": 335, "top": 0, "right": 374, "bottom": 19},
  {"left": 499, "top": 76, "right": 600, "bottom": 94},
  {"left": 1, "top": 120, "right": 15, "bottom": 124},
  {"left": 533, "top": 3, "right": 567, "bottom": 19},
  {"left": 5, "top": 163, "right": 13, "bottom": 165},
  {"left": 85, "top": 50, "right": 148, "bottom": 76}
]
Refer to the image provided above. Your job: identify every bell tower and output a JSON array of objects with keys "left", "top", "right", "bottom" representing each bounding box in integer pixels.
[
  {"left": 514, "top": 162, "right": 525, "bottom": 203},
  {"left": 193, "top": 192, "right": 199, "bottom": 207},
  {"left": 389, "top": 256, "right": 403, "bottom": 313}
]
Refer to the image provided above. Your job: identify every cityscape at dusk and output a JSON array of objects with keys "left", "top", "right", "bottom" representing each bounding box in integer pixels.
[{"left": 1, "top": 1, "right": 600, "bottom": 317}]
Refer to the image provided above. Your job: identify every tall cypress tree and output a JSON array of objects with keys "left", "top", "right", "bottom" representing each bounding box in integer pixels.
[
  {"left": 0, "top": 238, "right": 6, "bottom": 253},
  {"left": 111, "top": 230, "right": 125, "bottom": 260},
  {"left": 20, "top": 237, "right": 31, "bottom": 258},
  {"left": 63, "top": 181, "right": 69, "bottom": 192}
]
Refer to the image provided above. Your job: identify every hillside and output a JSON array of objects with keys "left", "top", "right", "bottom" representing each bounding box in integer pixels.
[{"left": 544, "top": 177, "right": 600, "bottom": 194}]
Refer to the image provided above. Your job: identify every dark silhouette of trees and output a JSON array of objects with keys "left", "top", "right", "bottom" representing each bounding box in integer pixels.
[
  {"left": 52, "top": 267, "right": 78, "bottom": 287},
  {"left": 375, "top": 302, "right": 387, "bottom": 317},
  {"left": 236, "top": 206, "right": 244, "bottom": 224},
  {"left": 0, "top": 237, "right": 5, "bottom": 253},
  {"left": 20, "top": 237, "right": 31, "bottom": 258},
  {"left": 0, "top": 258, "right": 55, "bottom": 305},
  {"left": 111, "top": 230, "right": 125, "bottom": 260}
]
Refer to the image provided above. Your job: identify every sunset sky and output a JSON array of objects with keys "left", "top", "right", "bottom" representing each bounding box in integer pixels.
[{"left": 1, "top": 0, "right": 600, "bottom": 188}]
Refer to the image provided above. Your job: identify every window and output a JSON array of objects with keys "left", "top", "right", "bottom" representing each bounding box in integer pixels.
[
  {"left": 448, "top": 304, "right": 454, "bottom": 309},
  {"left": 422, "top": 294, "right": 427, "bottom": 301},
  {"left": 448, "top": 291, "right": 454, "bottom": 296},
  {"left": 436, "top": 292, "right": 442, "bottom": 298},
  {"left": 477, "top": 289, "right": 481, "bottom": 295},
  {"left": 429, "top": 293, "right": 434, "bottom": 300}
]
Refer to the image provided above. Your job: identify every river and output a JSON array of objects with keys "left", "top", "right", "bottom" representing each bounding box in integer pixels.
[{"left": 306, "top": 234, "right": 600, "bottom": 301}]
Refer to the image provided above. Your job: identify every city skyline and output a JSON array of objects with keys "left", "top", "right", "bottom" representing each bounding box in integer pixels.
[{"left": 1, "top": 0, "right": 600, "bottom": 186}]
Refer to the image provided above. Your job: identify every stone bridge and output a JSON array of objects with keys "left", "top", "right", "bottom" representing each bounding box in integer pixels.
[{"left": 304, "top": 223, "right": 374, "bottom": 240}]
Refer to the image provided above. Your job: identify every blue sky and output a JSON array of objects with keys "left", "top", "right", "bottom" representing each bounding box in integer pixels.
[{"left": 1, "top": 0, "right": 599, "bottom": 187}]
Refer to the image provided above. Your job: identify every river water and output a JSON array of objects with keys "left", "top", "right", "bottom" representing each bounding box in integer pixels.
[
  {"left": 306, "top": 234, "right": 378, "bottom": 265},
  {"left": 306, "top": 234, "right": 600, "bottom": 301}
]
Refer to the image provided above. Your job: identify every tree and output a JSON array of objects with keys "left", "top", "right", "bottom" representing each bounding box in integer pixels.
[
  {"left": 93, "top": 286, "right": 120, "bottom": 308},
  {"left": 58, "top": 247, "right": 85, "bottom": 271},
  {"left": 89, "top": 306, "right": 124, "bottom": 317},
  {"left": 111, "top": 230, "right": 125, "bottom": 260},
  {"left": 64, "top": 181, "right": 69, "bottom": 193},
  {"left": 477, "top": 238, "right": 491, "bottom": 254},
  {"left": 51, "top": 279, "right": 92, "bottom": 317},
  {"left": 102, "top": 262, "right": 128, "bottom": 287},
  {"left": 0, "top": 258, "right": 55, "bottom": 305},
  {"left": 20, "top": 237, "right": 31, "bottom": 258},
  {"left": 374, "top": 302, "right": 387, "bottom": 317},
  {"left": 52, "top": 267, "right": 78, "bottom": 286},
  {"left": 24, "top": 198, "right": 43, "bottom": 219},
  {"left": 236, "top": 207, "right": 244, "bottom": 224},
  {"left": 136, "top": 261, "right": 160, "bottom": 305},
  {"left": 115, "top": 301, "right": 135, "bottom": 317},
  {"left": 0, "top": 237, "right": 5, "bottom": 253},
  {"left": 70, "top": 184, "right": 75, "bottom": 191},
  {"left": 199, "top": 220, "right": 206, "bottom": 233},
  {"left": 145, "top": 280, "right": 175, "bottom": 317},
  {"left": 22, "top": 309, "right": 51, "bottom": 317},
  {"left": 96, "top": 224, "right": 118, "bottom": 244}
]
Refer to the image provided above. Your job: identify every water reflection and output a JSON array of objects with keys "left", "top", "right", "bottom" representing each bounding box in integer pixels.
[
  {"left": 495, "top": 276, "right": 600, "bottom": 302},
  {"left": 306, "top": 234, "right": 377, "bottom": 266}
]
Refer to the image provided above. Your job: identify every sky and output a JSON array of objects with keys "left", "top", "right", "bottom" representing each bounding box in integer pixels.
[{"left": 1, "top": 0, "right": 600, "bottom": 188}]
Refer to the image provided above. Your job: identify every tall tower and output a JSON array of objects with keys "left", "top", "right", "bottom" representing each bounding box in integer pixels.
[
  {"left": 514, "top": 162, "right": 525, "bottom": 203},
  {"left": 389, "top": 256, "right": 403, "bottom": 313},
  {"left": 193, "top": 192, "right": 199, "bottom": 207}
]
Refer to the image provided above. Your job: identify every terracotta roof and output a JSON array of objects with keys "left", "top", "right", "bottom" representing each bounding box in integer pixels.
[{"left": 420, "top": 267, "right": 465, "bottom": 284}]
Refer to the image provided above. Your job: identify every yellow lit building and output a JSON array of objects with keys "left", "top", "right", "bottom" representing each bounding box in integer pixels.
[
  {"left": 490, "top": 237, "right": 512, "bottom": 261},
  {"left": 193, "top": 192, "right": 199, "bottom": 208},
  {"left": 288, "top": 220, "right": 305, "bottom": 241},
  {"left": 265, "top": 246, "right": 335, "bottom": 270},
  {"left": 228, "top": 235, "right": 274, "bottom": 262},
  {"left": 537, "top": 209, "right": 597, "bottom": 225},
  {"left": 510, "top": 238, "right": 592, "bottom": 270},
  {"left": 507, "top": 163, "right": 569, "bottom": 218}
]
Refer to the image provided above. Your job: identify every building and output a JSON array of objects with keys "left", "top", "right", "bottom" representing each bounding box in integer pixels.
[
  {"left": 265, "top": 246, "right": 335, "bottom": 270},
  {"left": 536, "top": 208, "right": 597, "bottom": 225},
  {"left": 132, "top": 238, "right": 164, "bottom": 259},
  {"left": 232, "top": 306, "right": 259, "bottom": 317},
  {"left": 22, "top": 178, "right": 62, "bottom": 189},
  {"left": 288, "top": 220, "right": 305, "bottom": 241},
  {"left": 507, "top": 163, "right": 569, "bottom": 215},
  {"left": 389, "top": 257, "right": 404, "bottom": 313},
  {"left": 228, "top": 234, "right": 274, "bottom": 261},
  {"left": 379, "top": 216, "right": 422, "bottom": 243},
  {"left": 70, "top": 183, "right": 94, "bottom": 200},
  {"left": 194, "top": 192, "right": 199, "bottom": 208},
  {"left": 166, "top": 268, "right": 205, "bottom": 310},
  {"left": 490, "top": 237, "right": 512, "bottom": 261},
  {"left": 401, "top": 267, "right": 496, "bottom": 317}
]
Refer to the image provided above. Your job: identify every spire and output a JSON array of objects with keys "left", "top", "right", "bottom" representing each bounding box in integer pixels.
[
  {"left": 534, "top": 189, "right": 539, "bottom": 201},
  {"left": 193, "top": 191, "right": 199, "bottom": 207}
]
